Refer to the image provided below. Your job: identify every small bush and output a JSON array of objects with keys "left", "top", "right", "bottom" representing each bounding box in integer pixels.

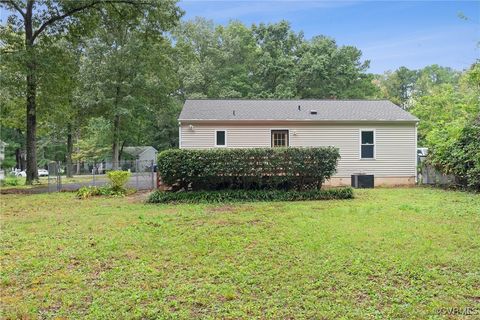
[
  {"left": 157, "top": 147, "right": 340, "bottom": 191},
  {"left": 76, "top": 184, "right": 132, "bottom": 199},
  {"left": 147, "top": 187, "right": 353, "bottom": 204},
  {"left": 0, "top": 175, "right": 20, "bottom": 186},
  {"left": 106, "top": 170, "right": 131, "bottom": 192},
  {"left": 76, "top": 186, "right": 100, "bottom": 199}
]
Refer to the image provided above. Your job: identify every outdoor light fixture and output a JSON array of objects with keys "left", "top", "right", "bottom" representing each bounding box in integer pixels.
[
  {"left": 293, "top": 130, "right": 298, "bottom": 136},
  {"left": 189, "top": 124, "right": 194, "bottom": 131}
]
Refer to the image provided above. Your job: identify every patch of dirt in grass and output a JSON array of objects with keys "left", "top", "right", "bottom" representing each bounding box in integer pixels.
[
  {"left": 160, "top": 208, "right": 178, "bottom": 215},
  {"left": 145, "top": 221, "right": 163, "bottom": 228},
  {"left": 207, "top": 204, "right": 259, "bottom": 215},
  {"left": 89, "top": 261, "right": 115, "bottom": 282},
  {"left": 0, "top": 187, "right": 47, "bottom": 195},
  {"left": 207, "top": 205, "right": 237, "bottom": 213},
  {"left": 245, "top": 240, "right": 258, "bottom": 250},
  {"left": 212, "top": 218, "right": 266, "bottom": 227},
  {"left": 126, "top": 191, "right": 152, "bottom": 203},
  {"left": 123, "top": 250, "right": 139, "bottom": 260},
  {"left": 356, "top": 291, "right": 371, "bottom": 303}
]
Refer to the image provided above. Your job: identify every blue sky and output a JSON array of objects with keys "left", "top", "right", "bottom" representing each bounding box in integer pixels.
[
  {"left": 179, "top": 0, "right": 480, "bottom": 73},
  {"left": 1, "top": 1, "right": 478, "bottom": 73}
]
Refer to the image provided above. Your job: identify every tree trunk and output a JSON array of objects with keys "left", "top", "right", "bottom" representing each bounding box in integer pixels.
[
  {"left": 25, "top": 1, "right": 38, "bottom": 184},
  {"left": 66, "top": 124, "right": 73, "bottom": 178},
  {"left": 119, "top": 140, "right": 125, "bottom": 162},
  {"left": 15, "top": 148, "right": 21, "bottom": 170},
  {"left": 112, "top": 82, "right": 122, "bottom": 170},
  {"left": 112, "top": 114, "right": 120, "bottom": 170}
]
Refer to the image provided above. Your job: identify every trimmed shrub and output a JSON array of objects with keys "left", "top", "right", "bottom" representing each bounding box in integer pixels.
[
  {"left": 157, "top": 147, "right": 340, "bottom": 191},
  {"left": 106, "top": 170, "right": 131, "bottom": 192},
  {"left": 147, "top": 187, "right": 353, "bottom": 204}
]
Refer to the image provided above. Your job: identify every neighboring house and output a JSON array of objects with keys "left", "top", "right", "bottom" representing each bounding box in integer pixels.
[
  {"left": 178, "top": 99, "right": 419, "bottom": 187},
  {"left": 75, "top": 146, "right": 158, "bottom": 174},
  {"left": 97, "top": 146, "right": 158, "bottom": 173}
]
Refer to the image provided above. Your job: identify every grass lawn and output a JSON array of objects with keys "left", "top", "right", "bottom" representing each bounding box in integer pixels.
[
  {"left": 1, "top": 188, "right": 479, "bottom": 319},
  {"left": 0, "top": 175, "right": 101, "bottom": 191}
]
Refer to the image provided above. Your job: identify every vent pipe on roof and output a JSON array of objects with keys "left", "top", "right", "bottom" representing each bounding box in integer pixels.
[
  {"left": 233, "top": 110, "right": 236, "bottom": 116},
  {"left": 298, "top": 105, "right": 301, "bottom": 111}
]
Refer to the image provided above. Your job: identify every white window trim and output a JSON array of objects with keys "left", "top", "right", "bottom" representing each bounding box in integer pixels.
[
  {"left": 359, "top": 129, "right": 376, "bottom": 160},
  {"left": 215, "top": 129, "right": 227, "bottom": 147},
  {"left": 270, "top": 128, "right": 290, "bottom": 147}
]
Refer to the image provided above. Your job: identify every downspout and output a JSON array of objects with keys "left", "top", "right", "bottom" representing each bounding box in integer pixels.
[
  {"left": 415, "top": 122, "right": 418, "bottom": 184},
  {"left": 178, "top": 121, "right": 182, "bottom": 149}
]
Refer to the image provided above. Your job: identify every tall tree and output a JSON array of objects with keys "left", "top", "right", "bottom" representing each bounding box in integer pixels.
[
  {"left": 77, "top": 5, "right": 179, "bottom": 168},
  {"left": 0, "top": 0, "right": 181, "bottom": 183},
  {"left": 0, "top": 24, "right": 27, "bottom": 170},
  {"left": 251, "top": 20, "right": 302, "bottom": 98},
  {"left": 376, "top": 66, "right": 418, "bottom": 109},
  {"left": 174, "top": 19, "right": 376, "bottom": 100},
  {"left": 296, "top": 35, "right": 375, "bottom": 99}
]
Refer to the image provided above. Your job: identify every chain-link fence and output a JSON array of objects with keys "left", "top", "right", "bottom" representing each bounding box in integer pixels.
[
  {"left": 418, "top": 164, "right": 456, "bottom": 186},
  {"left": 47, "top": 160, "right": 156, "bottom": 192}
]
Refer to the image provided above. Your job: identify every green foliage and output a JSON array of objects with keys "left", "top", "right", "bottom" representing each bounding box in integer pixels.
[
  {"left": 0, "top": 175, "right": 20, "bottom": 187},
  {"left": 106, "top": 170, "right": 131, "bottom": 192},
  {"left": 428, "top": 116, "right": 480, "bottom": 190},
  {"left": 408, "top": 62, "right": 480, "bottom": 190},
  {"left": 76, "top": 183, "right": 130, "bottom": 199},
  {"left": 375, "top": 66, "right": 418, "bottom": 108},
  {"left": 73, "top": 117, "right": 112, "bottom": 162},
  {"left": 375, "top": 64, "right": 460, "bottom": 109},
  {"left": 76, "top": 186, "right": 100, "bottom": 199},
  {"left": 411, "top": 84, "right": 477, "bottom": 144},
  {"left": 157, "top": 147, "right": 340, "bottom": 191},
  {"left": 76, "top": 170, "right": 132, "bottom": 199},
  {"left": 147, "top": 187, "right": 354, "bottom": 204},
  {"left": 174, "top": 18, "right": 378, "bottom": 99}
]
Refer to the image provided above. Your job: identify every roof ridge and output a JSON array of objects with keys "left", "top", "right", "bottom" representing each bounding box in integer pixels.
[
  {"left": 185, "top": 98, "right": 391, "bottom": 102},
  {"left": 179, "top": 99, "right": 418, "bottom": 121}
]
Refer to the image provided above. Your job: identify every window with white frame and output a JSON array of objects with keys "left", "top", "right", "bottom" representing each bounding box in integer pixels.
[
  {"left": 271, "top": 130, "right": 289, "bottom": 147},
  {"left": 360, "top": 130, "right": 375, "bottom": 159},
  {"left": 215, "top": 130, "right": 226, "bottom": 147}
]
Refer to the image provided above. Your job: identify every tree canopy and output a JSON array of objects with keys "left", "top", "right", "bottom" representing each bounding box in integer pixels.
[{"left": 0, "top": 4, "right": 478, "bottom": 189}]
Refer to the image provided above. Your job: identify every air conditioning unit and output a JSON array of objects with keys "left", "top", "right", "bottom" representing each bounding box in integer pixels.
[{"left": 351, "top": 174, "right": 374, "bottom": 188}]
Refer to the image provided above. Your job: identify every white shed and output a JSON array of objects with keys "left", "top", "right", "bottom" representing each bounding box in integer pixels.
[{"left": 123, "top": 146, "right": 157, "bottom": 171}]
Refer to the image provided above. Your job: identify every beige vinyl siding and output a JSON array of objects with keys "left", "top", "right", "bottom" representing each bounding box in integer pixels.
[{"left": 180, "top": 122, "right": 416, "bottom": 178}]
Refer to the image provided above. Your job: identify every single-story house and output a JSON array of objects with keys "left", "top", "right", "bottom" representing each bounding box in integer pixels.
[{"left": 178, "top": 99, "right": 419, "bottom": 187}]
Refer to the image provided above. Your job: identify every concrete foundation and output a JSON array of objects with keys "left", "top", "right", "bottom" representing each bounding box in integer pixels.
[{"left": 324, "top": 176, "right": 416, "bottom": 187}]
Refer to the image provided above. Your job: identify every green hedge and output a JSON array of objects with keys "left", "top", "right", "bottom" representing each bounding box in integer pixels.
[
  {"left": 157, "top": 147, "right": 340, "bottom": 191},
  {"left": 147, "top": 187, "right": 353, "bottom": 204}
]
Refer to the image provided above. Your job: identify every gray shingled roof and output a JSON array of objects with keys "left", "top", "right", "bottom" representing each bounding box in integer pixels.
[
  {"left": 179, "top": 99, "right": 419, "bottom": 122},
  {"left": 123, "top": 146, "right": 156, "bottom": 157}
]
